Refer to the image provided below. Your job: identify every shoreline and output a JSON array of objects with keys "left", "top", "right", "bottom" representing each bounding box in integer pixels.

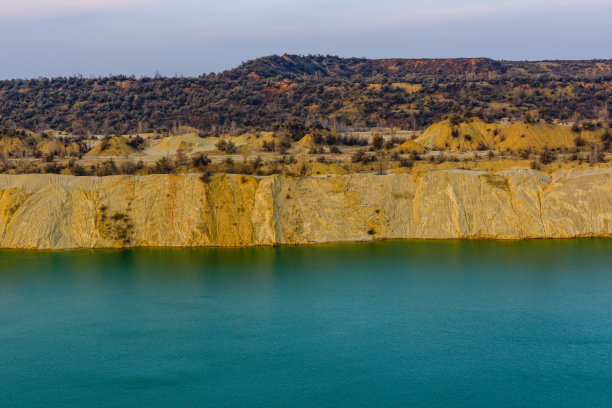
[{"left": 1, "top": 236, "right": 612, "bottom": 253}]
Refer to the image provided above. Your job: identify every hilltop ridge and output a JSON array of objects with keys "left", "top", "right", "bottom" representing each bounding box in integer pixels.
[{"left": 228, "top": 55, "right": 503, "bottom": 79}]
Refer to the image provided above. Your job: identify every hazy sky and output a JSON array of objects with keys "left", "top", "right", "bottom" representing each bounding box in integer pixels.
[{"left": 0, "top": 0, "right": 610, "bottom": 79}]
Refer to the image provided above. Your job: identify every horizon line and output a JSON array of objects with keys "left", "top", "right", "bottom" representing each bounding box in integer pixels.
[{"left": 1, "top": 54, "right": 611, "bottom": 81}]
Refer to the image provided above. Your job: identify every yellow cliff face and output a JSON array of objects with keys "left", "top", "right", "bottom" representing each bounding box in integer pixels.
[{"left": 0, "top": 169, "right": 610, "bottom": 249}]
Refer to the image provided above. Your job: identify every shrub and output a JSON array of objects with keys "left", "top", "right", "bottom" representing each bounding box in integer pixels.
[
  {"left": 338, "top": 135, "right": 367, "bottom": 146},
  {"left": 582, "top": 122, "right": 597, "bottom": 131},
  {"left": 192, "top": 153, "right": 211, "bottom": 168},
  {"left": 127, "top": 135, "right": 145, "bottom": 150},
  {"left": 589, "top": 146, "right": 605, "bottom": 164},
  {"left": 399, "top": 158, "right": 414, "bottom": 168},
  {"left": 119, "top": 160, "right": 140, "bottom": 174},
  {"left": 95, "top": 160, "right": 118, "bottom": 176},
  {"left": 520, "top": 148, "right": 532, "bottom": 159},
  {"left": 215, "top": 139, "right": 227, "bottom": 151},
  {"left": 539, "top": 148, "right": 556, "bottom": 165},
  {"left": 372, "top": 134, "right": 384, "bottom": 150},
  {"left": 200, "top": 171, "right": 212, "bottom": 184},
  {"left": 71, "top": 164, "right": 88, "bottom": 176},
  {"left": 262, "top": 140, "right": 277, "bottom": 152},
  {"left": 351, "top": 149, "right": 374, "bottom": 163},
  {"left": 225, "top": 141, "right": 237, "bottom": 154},
  {"left": 523, "top": 113, "right": 536, "bottom": 124},
  {"left": 44, "top": 162, "right": 64, "bottom": 174},
  {"left": 216, "top": 139, "right": 237, "bottom": 154},
  {"left": 250, "top": 156, "right": 263, "bottom": 172},
  {"left": 409, "top": 151, "right": 421, "bottom": 161},
  {"left": 602, "top": 130, "right": 611, "bottom": 151},
  {"left": 449, "top": 113, "right": 462, "bottom": 126},
  {"left": 153, "top": 156, "right": 175, "bottom": 173}
]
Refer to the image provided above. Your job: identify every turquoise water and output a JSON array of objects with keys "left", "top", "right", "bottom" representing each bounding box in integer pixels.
[{"left": 1, "top": 240, "right": 612, "bottom": 407}]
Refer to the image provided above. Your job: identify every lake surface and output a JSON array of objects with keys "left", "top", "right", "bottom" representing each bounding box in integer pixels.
[{"left": 1, "top": 240, "right": 612, "bottom": 407}]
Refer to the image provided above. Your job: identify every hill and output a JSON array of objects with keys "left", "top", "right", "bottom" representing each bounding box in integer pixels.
[
  {"left": 415, "top": 118, "right": 607, "bottom": 151},
  {"left": 0, "top": 55, "right": 610, "bottom": 137},
  {"left": 85, "top": 137, "right": 139, "bottom": 157}
]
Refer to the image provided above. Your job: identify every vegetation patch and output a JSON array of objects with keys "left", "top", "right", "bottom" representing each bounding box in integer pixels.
[
  {"left": 482, "top": 174, "right": 510, "bottom": 192},
  {"left": 97, "top": 206, "right": 134, "bottom": 245},
  {"left": 0, "top": 189, "right": 31, "bottom": 222}
]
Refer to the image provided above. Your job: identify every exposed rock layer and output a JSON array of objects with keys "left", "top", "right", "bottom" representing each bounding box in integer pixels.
[{"left": 0, "top": 168, "right": 610, "bottom": 249}]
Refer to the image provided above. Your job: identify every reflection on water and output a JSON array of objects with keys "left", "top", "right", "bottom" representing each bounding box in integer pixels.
[
  {"left": 3, "top": 238, "right": 611, "bottom": 278},
  {"left": 1, "top": 239, "right": 611, "bottom": 408}
]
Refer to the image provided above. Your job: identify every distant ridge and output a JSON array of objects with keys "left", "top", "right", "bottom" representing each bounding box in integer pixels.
[
  {"left": 228, "top": 55, "right": 501, "bottom": 78},
  {"left": 227, "top": 54, "right": 610, "bottom": 79}
]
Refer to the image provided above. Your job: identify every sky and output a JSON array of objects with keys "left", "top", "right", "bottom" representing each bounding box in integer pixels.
[{"left": 0, "top": 0, "right": 610, "bottom": 79}]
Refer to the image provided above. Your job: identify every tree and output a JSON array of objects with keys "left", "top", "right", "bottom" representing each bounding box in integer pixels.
[{"left": 372, "top": 134, "right": 384, "bottom": 150}]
